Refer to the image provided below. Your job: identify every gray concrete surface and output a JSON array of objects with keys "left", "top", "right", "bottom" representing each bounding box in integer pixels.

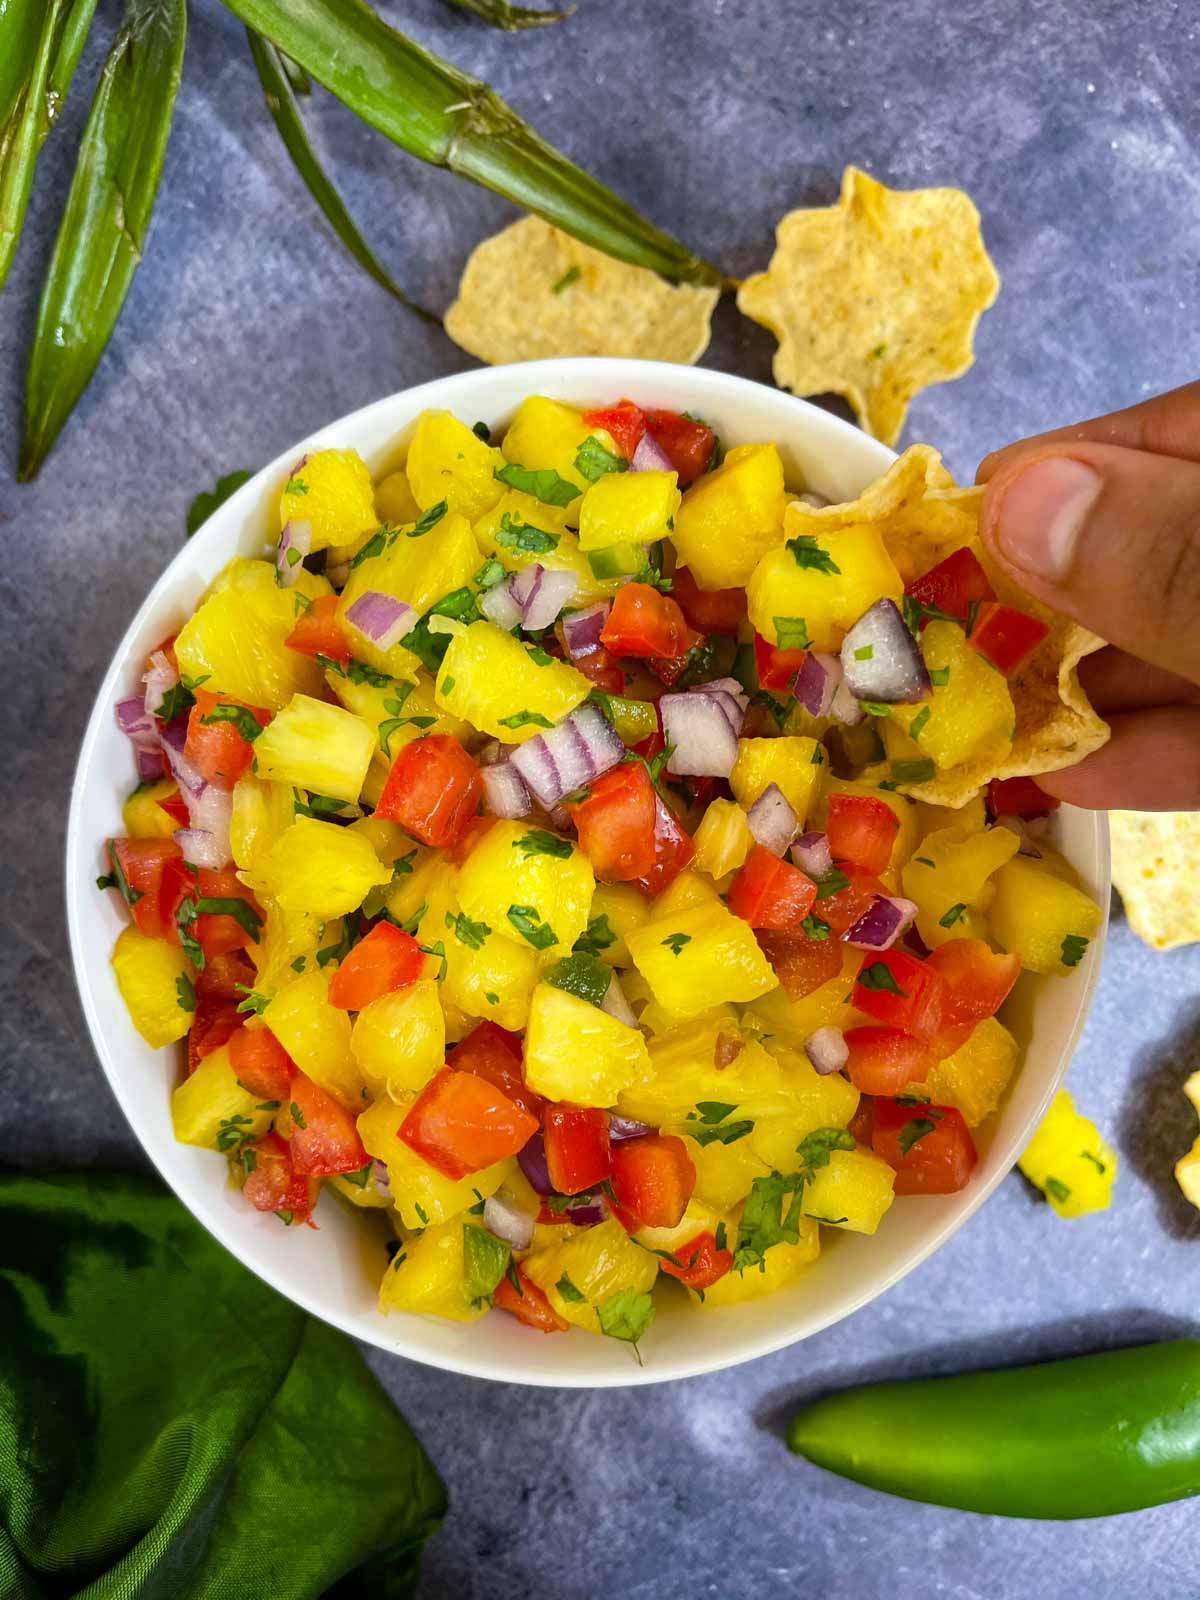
[{"left": 3, "top": 1, "right": 1199, "bottom": 1595}]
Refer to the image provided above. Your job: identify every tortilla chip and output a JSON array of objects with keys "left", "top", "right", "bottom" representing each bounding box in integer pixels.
[
  {"left": 445, "top": 217, "right": 720, "bottom": 366},
  {"left": 736, "top": 167, "right": 1000, "bottom": 445},
  {"left": 1111, "top": 811, "right": 1200, "bottom": 951},
  {"left": 795, "top": 445, "right": 1108, "bottom": 806}
]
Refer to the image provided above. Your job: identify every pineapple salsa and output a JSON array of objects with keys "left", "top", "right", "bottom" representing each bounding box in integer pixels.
[{"left": 102, "top": 394, "right": 1102, "bottom": 1354}]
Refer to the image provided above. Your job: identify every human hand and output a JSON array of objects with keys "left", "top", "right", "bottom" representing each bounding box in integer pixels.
[{"left": 977, "top": 381, "right": 1200, "bottom": 811}]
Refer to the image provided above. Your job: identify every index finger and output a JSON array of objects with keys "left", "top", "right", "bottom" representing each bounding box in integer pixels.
[{"left": 976, "top": 379, "right": 1200, "bottom": 482}]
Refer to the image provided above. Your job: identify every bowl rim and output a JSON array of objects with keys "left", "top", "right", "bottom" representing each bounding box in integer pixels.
[{"left": 66, "top": 357, "right": 1110, "bottom": 1387}]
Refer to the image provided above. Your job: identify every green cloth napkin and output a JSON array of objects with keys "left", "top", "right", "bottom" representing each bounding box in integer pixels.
[{"left": 0, "top": 1171, "right": 446, "bottom": 1599}]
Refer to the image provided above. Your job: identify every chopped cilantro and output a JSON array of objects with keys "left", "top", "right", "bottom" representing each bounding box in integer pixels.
[
  {"left": 215, "top": 1114, "right": 254, "bottom": 1153},
  {"left": 800, "top": 913, "right": 831, "bottom": 940},
  {"left": 484, "top": 991, "right": 500, "bottom": 1006},
  {"left": 1081, "top": 1150, "right": 1107, "bottom": 1174},
  {"left": 97, "top": 843, "right": 143, "bottom": 907},
  {"left": 175, "top": 894, "right": 262, "bottom": 970},
  {"left": 596, "top": 1287, "right": 655, "bottom": 1362},
  {"left": 155, "top": 672, "right": 208, "bottom": 723},
  {"left": 732, "top": 1128, "right": 855, "bottom": 1273},
  {"left": 407, "top": 499, "right": 448, "bottom": 539},
  {"left": 418, "top": 939, "right": 448, "bottom": 981},
  {"left": 551, "top": 265, "right": 581, "bottom": 294},
  {"left": 661, "top": 932, "right": 691, "bottom": 956},
  {"left": 714, "top": 1221, "right": 728, "bottom": 1253},
  {"left": 463, "top": 1223, "right": 510, "bottom": 1306},
  {"left": 556, "top": 1272, "right": 586, "bottom": 1303},
  {"left": 496, "top": 512, "right": 560, "bottom": 554},
  {"left": 378, "top": 682, "right": 437, "bottom": 756},
  {"left": 347, "top": 525, "right": 399, "bottom": 572},
  {"left": 939, "top": 902, "right": 968, "bottom": 928},
  {"left": 574, "top": 913, "right": 616, "bottom": 957},
  {"left": 234, "top": 985, "right": 270, "bottom": 1015},
  {"left": 814, "top": 867, "right": 851, "bottom": 901},
  {"left": 200, "top": 702, "right": 264, "bottom": 742},
  {"left": 853, "top": 644, "right": 874, "bottom": 661},
  {"left": 187, "top": 469, "right": 253, "bottom": 537},
  {"left": 402, "top": 587, "right": 480, "bottom": 672},
  {"left": 514, "top": 829, "right": 571, "bottom": 860},
  {"left": 914, "top": 856, "right": 936, "bottom": 868},
  {"left": 859, "top": 700, "right": 893, "bottom": 717},
  {"left": 507, "top": 904, "right": 558, "bottom": 950},
  {"left": 908, "top": 706, "right": 931, "bottom": 741},
  {"left": 446, "top": 911, "right": 490, "bottom": 950},
  {"left": 494, "top": 462, "right": 580, "bottom": 508},
  {"left": 414, "top": 1202, "right": 430, "bottom": 1226},
  {"left": 343, "top": 1162, "right": 373, "bottom": 1190},
  {"left": 441, "top": 674, "right": 457, "bottom": 695},
  {"left": 575, "top": 434, "right": 628, "bottom": 482},
  {"left": 472, "top": 421, "right": 491, "bottom": 441},
  {"left": 175, "top": 972, "right": 196, "bottom": 1012},
  {"left": 1044, "top": 1176, "right": 1072, "bottom": 1204},
  {"left": 897, "top": 1116, "right": 938, "bottom": 1156},
  {"left": 498, "top": 709, "right": 554, "bottom": 730},
  {"left": 929, "top": 666, "right": 951, "bottom": 686},
  {"left": 785, "top": 534, "right": 841, "bottom": 575},
  {"left": 526, "top": 644, "right": 554, "bottom": 667},
  {"left": 685, "top": 1101, "right": 754, "bottom": 1147},
  {"left": 773, "top": 616, "right": 810, "bottom": 651},
  {"left": 1060, "top": 934, "right": 1089, "bottom": 968},
  {"left": 473, "top": 557, "right": 507, "bottom": 589},
  {"left": 857, "top": 961, "right": 907, "bottom": 996},
  {"left": 890, "top": 758, "right": 937, "bottom": 784}
]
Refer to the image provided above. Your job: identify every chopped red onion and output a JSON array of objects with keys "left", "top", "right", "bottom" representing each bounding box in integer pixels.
[
  {"left": 517, "top": 1132, "right": 552, "bottom": 1195},
  {"left": 600, "top": 973, "right": 638, "bottom": 1028},
  {"left": 480, "top": 761, "right": 532, "bottom": 819},
  {"left": 116, "top": 696, "right": 153, "bottom": 736},
  {"left": 660, "top": 690, "right": 741, "bottom": 777},
  {"left": 794, "top": 651, "right": 843, "bottom": 718},
  {"left": 694, "top": 677, "right": 749, "bottom": 711},
  {"left": 631, "top": 432, "right": 674, "bottom": 472},
  {"left": 481, "top": 581, "right": 523, "bottom": 630},
  {"left": 484, "top": 1192, "right": 535, "bottom": 1251},
  {"left": 344, "top": 590, "right": 417, "bottom": 649},
  {"left": 829, "top": 677, "right": 866, "bottom": 726},
  {"left": 792, "top": 831, "right": 833, "bottom": 879},
  {"left": 843, "top": 894, "right": 919, "bottom": 951},
  {"left": 172, "top": 826, "right": 227, "bottom": 870},
  {"left": 513, "top": 565, "right": 576, "bottom": 632},
  {"left": 160, "top": 720, "right": 204, "bottom": 800},
  {"left": 607, "top": 1114, "right": 654, "bottom": 1142},
  {"left": 142, "top": 650, "right": 178, "bottom": 719},
  {"left": 561, "top": 602, "right": 610, "bottom": 660},
  {"left": 116, "top": 697, "right": 164, "bottom": 780},
  {"left": 1002, "top": 817, "right": 1045, "bottom": 858},
  {"left": 560, "top": 1199, "right": 605, "bottom": 1227},
  {"left": 747, "top": 783, "right": 798, "bottom": 855},
  {"left": 509, "top": 705, "right": 624, "bottom": 809},
  {"left": 371, "top": 1160, "right": 391, "bottom": 1198},
  {"left": 160, "top": 724, "right": 232, "bottom": 866},
  {"left": 276, "top": 520, "right": 312, "bottom": 587},
  {"left": 841, "top": 599, "right": 931, "bottom": 704},
  {"left": 805, "top": 1025, "right": 848, "bottom": 1076}
]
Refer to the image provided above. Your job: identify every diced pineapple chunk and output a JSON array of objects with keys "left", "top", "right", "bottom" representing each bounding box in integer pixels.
[
  {"left": 174, "top": 559, "right": 327, "bottom": 710},
  {"left": 456, "top": 819, "right": 594, "bottom": 962},
  {"left": 524, "top": 983, "right": 651, "bottom": 1106},
  {"left": 900, "top": 824, "right": 1020, "bottom": 950},
  {"left": 263, "top": 968, "right": 363, "bottom": 1107},
  {"left": 328, "top": 1168, "right": 391, "bottom": 1209},
  {"left": 746, "top": 520, "right": 902, "bottom": 652},
  {"left": 801, "top": 1148, "right": 895, "bottom": 1234},
  {"left": 522, "top": 1218, "right": 658, "bottom": 1333},
  {"left": 578, "top": 470, "right": 680, "bottom": 551},
  {"left": 358, "top": 1100, "right": 510, "bottom": 1229},
  {"left": 988, "top": 854, "right": 1103, "bottom": 975},
  {"left": 914, "top": 793, "right": 987, "bottom": 839},
  {"left": 634, "top": 1197, "right": 727, "bottom": 1259},
  {"left": 913, "top": 1015, "right": 1019, "bottom": 1127},
  {"left": 697, "top": 1216, "right": 819, "bottom": 1307},
  {"left": 378, "top": 1214, "right": 488, "bottom": 1322},
  {"left": 584, "top": 883, "right": 650, "bottom": 967},
  {"left": 672, "top": 443, "right": 787, "bottom": 589},
  {"left": 111, "top": 925, "right": 194, "bottom": 1048},
  {"left": 678, "top": 1133, "right": 770, "bottom": 1211},
  {"left": 626, "top": 900, "right": 778, "bottom": 1021},
  {"left": 328, "top": 668, "right": 474, "bottom": 765},
  {"left": 254, "top": 817, "right": 391, "bottom": 922},
  {"left": 1018, "top": 1088, "right": 1116, "bottom": 1217},
  {"left": 279, "top": 447, "right": 377, "bottom": 552},
  {"left": 620, "top": 1029, "right": 786, "bottom": 1126},
  {"left": 474, "top": 490, "right": 609, "bottom": 603},
  {"left": 741, "top": 949, "right": 873, "bottom": 1046},
  {"left": 441, "top": 922, "right": 540, "bottom": 1033},
  {"left": 693, "top": 797, "right": 753, "bottom": 880},
  {"left": 890, "top": 622, "right": 1014, "bottom": 774},
  {"left": 729, "top": 736, "right": 824, "bottom": 824},
  {"left": 500, "top": 396, "right": 605, "bottom": 497},
  {"left": 816, "top": 777, "right": 920, "bottom": 872},
  {"left": 754, "top": 1044, "right": 859, "bottom": 1146},
  {"left": 252, "top": 694, "right": 375, "bottom": 804},
  {"left": 230, "top": 775, "right": 296, "bottom": 874},
  {"left": 652, "top": 869, "right": 720, "bottom": 918},
  {"left": 434, "top": 621, "right": 590, "bottom": 744},
  {"left": 374, "top": 468, "right": 421, "bottom": 527},
  {"left": 249, "top": 902, "right": 323, "bottom": 992},
  {"left": 1176, "top": 1073, "right": 1200, "bottom": 1211},
  {"left": 171, "top": 1044, "right": 275, "bottom": 1151},
  {"left": 351, "top": 979, "right": 445, "bottom": 1099},
  {"left": 121, "top": 778, "right": 180, "bottom": 840},
  {"left": 405, "top": 410, "right": 505, "bottom": 520}
]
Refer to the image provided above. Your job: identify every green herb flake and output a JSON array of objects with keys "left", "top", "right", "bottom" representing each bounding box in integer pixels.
[
  {"left": 556, "top": 1273, "right": 586, "bottom": 1304},
  {"left": 938, "top": 902, "right": 968, "bottom": 928},
  {"left": 97, "top": 843, "right": 144, "bottom": 907},
  {"left": 462, "top": 1222, "right": 510, "bottom": 1306},
  {"left": 414, "top": 1202, "right": 430, "bottom": 1226},
  {"left": 859, "top": 700, "right": 893, "bottom": 717},
  {"left": 235, "top": 986, "right": 270, "bottom": 1015},
  {"left": 814, "top": 867, "right": 851, "bottom": 901},
  {"left": 494, "top": 462, "right": 580, "bottom": 508},
  {"left": 484, "top": 991, "right": 499, "bottom": 1006},
  {"left": 785, "top": 534, "right": 841, "bottom": 575},
  {"left": 772, "top": 616, "right": 810, "bottom": 651},
  {"left": 515, "top": 829, "right": 572, "bottom": 860},
  {"left": 343, "top": 1162, "right": 373, "bottom": 1190},
  {"left": 496, "top": 512, "right": 560, "bottom": 554},
  {"left": 473, "top": 557, "right": 507, "bottom": 590},
  {"left": 1044, "top": 1176, "right": 1072, "bottom": 1204},
  {"left": 856, "top": 961, "right": 907, "bottom": 996},
  {"left": 551, "top": 264, "right": 581, "bottom": 294},
  {"left": 544, "top": 952, "right": 612, "bottom": 1008},
  {"left": 187, "top": 470, "right": 254, "bottom": 537},
  {"left": 1081, "top": 1150, "right": 1107, "bottom": 1174},
  {"left": 914, "top": 856, "right": 936, "bottom": 868},
  {"left": 854, "top": 644, "right": 875, "bottom": 661},
  {"left": 800, "top": 913, "right": 831, "bottom": 940},
  {"left": 574, "top": 913, "right": 616, "bottom": 957},
  {"left": 908, "top": 706, "right": 931, "bottom": 741},
  {"left": 890, "top": 758, "right": 937, "bottom": 784},
  {"left": 929, "top": 666, "right": 951, "bottom": 686},
  {"left": 1061, "top": 934, "right": 1089, "bottom": 968},
  {"left": 407, "top": 499, "right": 448, "bottom": 539},
  {"left": 507, "top": 904, "right": 559, "bottom": 950},
  {"left": 215, "top": 1115, "right": 254, "bottom": 1153},
  {"left": 175, "top": 972, "right": 196, "bottom": 1012},
  {"left": 574, "top": 434, "right": 629, "bottom": 482},
  {"left": 417, "top": 939, "right": 448, "bottom": 981},
  {"left": 596, "top": 1287, "right": 655, "bottom": 1363},
  {"left": 446, "top": 910, "right": 490, "bottom": 950},
  {"left": 498, "top": 709, "right": 554, "bottom": 730},
  {"left": 897, "top": 1116, "right": 937, "bottom": 1156},
  {"left": 661, "top": 932, "right": 691, "bottom": 957},
  {"left": 526, "top": 644, "right": 554, "bottom": 667},
  {"left": 472, "top": 421, "right": 491, "bottom": 442}
]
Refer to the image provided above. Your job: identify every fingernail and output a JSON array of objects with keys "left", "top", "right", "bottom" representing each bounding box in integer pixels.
[{"left": 991, "top": 456, "right": 1102, "bottom": 581}]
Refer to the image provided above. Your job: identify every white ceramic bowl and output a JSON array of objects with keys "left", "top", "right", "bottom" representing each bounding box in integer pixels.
[{"left": 66, "top": 358, "right": 1109, "bottom": 1387}]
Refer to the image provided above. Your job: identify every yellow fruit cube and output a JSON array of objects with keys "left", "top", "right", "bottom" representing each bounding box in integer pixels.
[
  {"left": 634, "top": 1198, "right": 727, "bottom": 1259},
  {"left": 693, "top": 797, "right": 753, "bottom": 880},
  {"left": 358, "top": 1100, "right": 510, "bottom": 1229},
  {"left": 171, "top": 1044, "right": 275, "bottom": 1151},
  {"left": 351, "top": 979, "right": 445, "bottom": 1099},
  {"left": 441, "top": 924, "right": 540, "bottom": 1033},
  {"left": 914, "top": 1015, "right": 1019, "bottom": 1127},
  {"left": 801, "top": 1148, "right": 895, "bottom": 1234},
  {"left": 1018, "top": 1088, "right": 1116, "bottom": 1217},
  {"left": 698, "top": 1217, "right": 819, "bottom": 1307},
  {"left": 328, "top": 1169, "right": 391, "bottom": 1209},
  {"left": 627, "top": 902, "right": 778, "bottom": 1021},
  {"left": 742, "top": 949, "right": 873, "bottom": 1045},
  {"left": 279, "top": 448, "right": 377, "bottom": 552},
  {"left": 121, "top": 778, "right": 180, "bottom": 840},
  {"left": 252, "top": 694, "right": 375, "bottom": 805},
  {"left": 263, "top": 968, "right": 363, "bottom": 1107},
  {"left": 583, "top": 884, "right": 650, "bottom": 967},
  {"left": 374, "top": 468, "right": 421, "bottom": 527},
  {"left": 522, "top": 1217, "right": 657, "bottom": 1333},
  {"left": 1175, "top": 1073, "right": 1200, "bottom": 1211},
  {"left": 378, "top": 1215, "right": 488, "bottom": 1322},
  {"left": 523, "top": 983, "right": 651, "bottom": 1106},
  {"left": 434, "top": 621, "right": 590, "bottom": 744},
  {"left": 914, "top": 793, "right": 987, "bottom": 839},
  {"left": 621, "top": 1030, "right": 786, "bottom": 1126},
  {"left": 248, "top": 903, "right": 322, "bottom": 993},
  {"left": 746, "top": 522, "right": 903, "bottom": 653},
  {"left": 672, "top": 443, "right": 786, "bottom": 589},
  {"left": 679, "top": 1133, "right": 770, "bottom": 1211},
  {"left": 988, "top": 854, "right": 1103, "bottom": 975},
  {"left": 890, "top": 622, "right": 1014, "bottom": 774},
  {"left": 327, "top": 667, "right": 473, "bottom": 767},
  {"left": 405, "top": 409, "right": 505, "bottom": 521},
  {"left": 500, "top": 396, "right": 608, "bottom": 497},
  {"left": 578, "top": 470, "right": 680, "bottom": 551},
  {"left": 652, "top": 869, "right": 720, "bottom": 918},
  {"left": 729, "top": 736, "right": 824, "bottom": 825},
  {"left": 230, "top": 775, "right": 296, "bottom": 874},
  {"left": 111, "top": 925, "right": 194, "bottom": 1048},
  {"left": 174, "top": 559, "right": 326, "bottom": 710},
  {"left": 900, "top": 823, "right": 1020, "bottom": 950},
  {"left": 456, "top": 819, "right": 594, "bottom": 961},
  {"left": 473, "top": 490, "right": 608, "bottom": 601},
  {"left": 255, "top": 817, "right": 391, "bottom": 923},
  {"left": 817, "top": 777, "right": 920, "bottom": 872},
  {"left": 757, "top": 1044, "right": 859, "bottom": 1140}
]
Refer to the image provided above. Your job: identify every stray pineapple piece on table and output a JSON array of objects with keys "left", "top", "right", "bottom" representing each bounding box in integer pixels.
[{"left": 1018, "top": 1088, "right": 1117, "bottom": 1217}]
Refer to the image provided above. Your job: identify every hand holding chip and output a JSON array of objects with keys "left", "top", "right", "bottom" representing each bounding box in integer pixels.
[{"left": 977, "top": 381, "right": 1200, "bottom": 810}]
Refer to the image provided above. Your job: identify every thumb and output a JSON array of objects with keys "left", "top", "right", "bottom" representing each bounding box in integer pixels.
[{"left": 979, "top": 442, "right": 1200, "bottom": 683}]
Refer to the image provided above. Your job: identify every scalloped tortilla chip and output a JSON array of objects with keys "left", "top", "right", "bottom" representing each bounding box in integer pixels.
[
  {"left": 1111, "top": 811, "right": 1200, "bottom": 951},
  {"left": 796, "top": 445, "right": 1108, "bottom": 806},
  {"left": 445, "top": 217, "right": 720, "bottom": 366},
  {"left": 737, "top": 167, "right": 1000, "bottom": 446}
]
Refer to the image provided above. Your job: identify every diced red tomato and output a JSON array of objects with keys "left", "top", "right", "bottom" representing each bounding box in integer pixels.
[
  {"left": 987, "top": 776, "right": 1061, "bottom": 818},
  {"left": 753, "top": 631, "right": 806, "bottom": 691},
  {"left": 967, "top": 602, "right": 1050, "bottom": 674},
  {"left": 842, "top": 1026, "right": 937, "bottom": 1096},
  {"left": 924, "top": 937, "right": 1020, "bottom": 1037},
  {"left": 285, "top": 593, "right": 351, "bottom": 665},
  {"left": 671, "top": 566, "right": 747, "bottom": 637},
  {"left": 162, "top": 864, "right": 263, "bottom": 961},
  {"left": 327, "top": 922, "right": 424, "bottom": 1010},
  {"left": 229, "top": 1025, "right": 296, "bottom": 1102},
  {"left": 183, "top": 688, "right": 271, "bottom": 790},
  {"left": 850, "top": 949, "right": 949, "bottom": 1041},
  {"left": 241, "top": 1131, "right": 319, "bottom": 1225},
  {"left": 566, "top": 761, "right": 656, "bottom": 882},
  {"left": 581, "top": 400, "right": 645, "bottom": 461},
  {"left": 445, "top": 1021, "right": 544, "bottom": 1121},
  {"left": 871, "top": 1096, "right": 977, "bottom": 1195},
  {"left": 399, "top": 1066, "right": 538, "bottom": 1180},
  {"left": 104, "top": 837, "right": 182, "bottom": 940},
  {"left": 493, "top": 1265, "right": 569, "bottom": 1333},
  {"left": 157, "top": 787, "right": 189, "bottom": 828},
  {"left": 280, "top": 1074, "right": 369, "bottom": 1176},
  {"left": 187, "top": 997, "right": 242, "bottom": 1074},
  {"left": 646, "top": 643, "right": 701, "bottom": 688},
  {"left": 375, "top": 734, "right": 482, "bottom": 848},
  {"left": 543, "top": 1105, "right": 611, "bottom": 1196},
  {"left": 848, "top": 1096, "right": 875, "bottom": 1145},
  {"left": 825, "top": 792, "right": 900, "bottom": 874},
  {"left": 631, "top": 795, "right": 695, "bottom": 896},
  {"left": 195, "top": 948, "right": 257, "bottom": 1001},
  {"left": 657, "top": 1230, "right": 733, "bottom": 1291},
  {"left": 643, "top": 408, "right": 715, "bottom": 487},
  {"left": 569, "top": 645, "right": 625, "bottom": 695},
  {"left": 905, "top": 547, "right": 995, "bottom": 627},
  {"left": 756, "top": 928, "right": 843, "bottom": 999},
  {"left": 610, "top": 1133, "right": 695, "bottom": 1230},
  {"left": 728, "top": 845, "right": 817, "bottom": 930},
  {"left": 600, "top": 584, "right": 701, "bottom": 661},
  {"left": 810, "top": 863, "right": 887, "bottom": 935}
]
